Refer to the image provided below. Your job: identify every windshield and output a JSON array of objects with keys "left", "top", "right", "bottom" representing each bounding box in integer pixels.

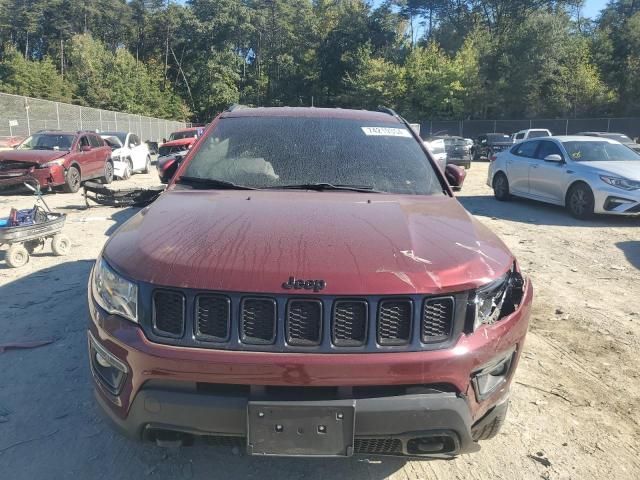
[
  {"left": 101, "top": 131, "right": 127, "bottom": 144},
  {"left": 528, "top": 130, "right": 550, "bottom": 138},
  {"left": 182, "top": 117, "right": 444, "bottom": 195},
  {"left": 563, "top": 141, "right": 640, "bottom": 162},
  {"left": 487, "top": 134, "right": 511, "bottom": 142},
  {"left": 17, "top": 134, "right": 75, "bottom": 151},
  {"left": 169, "top": 130, "right": 198, "bottom": 141}
]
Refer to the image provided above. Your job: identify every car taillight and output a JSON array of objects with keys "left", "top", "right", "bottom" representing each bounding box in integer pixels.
[{"left": 489, "top": 154, "right": 497, "bottom": 162}]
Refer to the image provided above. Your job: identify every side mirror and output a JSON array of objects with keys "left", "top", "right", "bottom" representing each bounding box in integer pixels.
[
  {"left": 544, "top": 154, "right": 563, "bottom": 162},
  {"left": 445, "top": 164, "right": 466, "bottom": 191},
  {"left": 81, "top": 145, "right": 92, "bottom": 152}
]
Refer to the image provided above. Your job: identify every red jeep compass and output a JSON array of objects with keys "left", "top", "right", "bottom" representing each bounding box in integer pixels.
[
  {"left": 88, "top": 107, "right": 532, "bottom": 458},
  {"left": 0, "top": 130, "right": 113, "bottom": 192}
]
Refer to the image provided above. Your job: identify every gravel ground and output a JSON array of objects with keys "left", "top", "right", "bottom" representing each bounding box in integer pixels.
[{"left": 0, "top": 162, "right": 639, "bottom": 479}]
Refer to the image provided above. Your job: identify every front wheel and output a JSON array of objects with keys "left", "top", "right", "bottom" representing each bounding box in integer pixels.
[
  {"left": 101, "top": 161, "right": 114, "bottom": 185},
  {"left": 62, "top": 166, "right": 81, "bottom": 193},
  {"left": 6, "top": 244, "right": 29, "bottom": 268},
  {"left": 566, "top": 183, "right": 595, "bottom": 219},
  {"left": 493, "top": 173, "right": 511, "bottom": 201}
]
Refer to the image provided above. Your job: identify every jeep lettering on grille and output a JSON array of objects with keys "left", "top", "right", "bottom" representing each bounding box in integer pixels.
[{"left": 281, "top": 276, "right": 326, "bottom": 292}]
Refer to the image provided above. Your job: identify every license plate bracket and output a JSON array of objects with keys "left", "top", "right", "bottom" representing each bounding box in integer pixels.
[{"left": 247, "top": 400, "right": 356, "bottom": 457}]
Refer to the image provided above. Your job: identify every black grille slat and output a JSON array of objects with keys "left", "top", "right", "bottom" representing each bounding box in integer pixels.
[
  {"left": 195, "top": 295, "right": 230, "bottom": 341},
  {"left": 422, "top": 297, "right": 454, "bottom": 343},
  {"left": 333, "top": 300, "right": 368, "bottom": 346},
  {"left": 287, "top": 300, "right": 322, "bottom": 346},
  {"left": 240, "top": 298, "right": 276, "bottom": 345},
  {"left": 354, "top": 438, "right": 403, "bottom": 455},
  {"left": 153, "top": 290, "right": 185, "bottom": 337},
  {"left": 377, "top": 300, "right": 412, "bottom": 346}
]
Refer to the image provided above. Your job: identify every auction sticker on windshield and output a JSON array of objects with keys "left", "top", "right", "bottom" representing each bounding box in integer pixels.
[{"left": 361, "top": 127, "right": 412, "bottom": 137}]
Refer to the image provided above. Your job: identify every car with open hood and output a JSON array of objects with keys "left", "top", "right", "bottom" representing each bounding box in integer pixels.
[
  {"left": 0, "top": 130, "right": 113, "bottom": 192},
  {"left": 88, "top": 107, "right": 532, "bottom": 459},
  {"left": 100, "top": 131, "right": 151, "bottom": 179}
]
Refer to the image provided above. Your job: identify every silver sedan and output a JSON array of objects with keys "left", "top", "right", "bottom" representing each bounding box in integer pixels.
[{"left": 487, "top": 136, "right": 640, "bottom": 218}]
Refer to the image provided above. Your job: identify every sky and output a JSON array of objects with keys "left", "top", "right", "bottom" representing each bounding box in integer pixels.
[{"left": 583, "top": 0, "right": 608, "bottom": 18}]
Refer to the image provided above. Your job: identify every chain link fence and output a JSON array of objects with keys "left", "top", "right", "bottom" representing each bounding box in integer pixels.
[
  {"left": 0, "top": 92, "right": 186, "bottom": 143},
  {"left": 422, "top": 118, "right": 640, "bottom": 140}
]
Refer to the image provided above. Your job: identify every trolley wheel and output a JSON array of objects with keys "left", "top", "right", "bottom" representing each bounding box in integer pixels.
[
  {"left": 51, "top": 234, "right": 71, "bottom": 256},
  {"left": 25, "top": 239, "right": 46, "bottom": 254},
  {"left": 6, "top": 244, "right": 30, "bottom": 268}
]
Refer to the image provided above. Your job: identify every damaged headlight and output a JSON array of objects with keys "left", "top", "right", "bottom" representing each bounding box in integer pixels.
[
  {"left": 92, "top": 256, "right": 138, "bottom": 322},
  {"left": 473, "top": 268, "right": 524, "bottom": 330}
]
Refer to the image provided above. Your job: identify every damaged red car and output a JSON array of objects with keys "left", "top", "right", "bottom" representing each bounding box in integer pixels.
[
  {"left": 88, "top": 107, "right": 532, "bottom": 458},
  {"left": 0, "top": 130, "right": 113, "bottom": 192}
]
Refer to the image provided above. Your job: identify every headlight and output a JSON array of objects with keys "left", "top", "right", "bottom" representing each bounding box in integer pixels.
[
  {"left": 41, "top": 158, "right": 65, "bottom": 168},
  {"left": 600, "top": 175, "right": 640, "bottom": 191},
  {"left": 472, "top": 268, "right": 524, "bottom": 330},
  {"left": 92, "top": 257, "right": 138, "bottom": 322}
]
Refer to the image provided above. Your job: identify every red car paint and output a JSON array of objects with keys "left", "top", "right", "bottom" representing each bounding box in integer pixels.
[
  {"left": 89, "top": 107, "right": 532, "bottom": 456},
  {"left": 0, "top": 131, "right": 112, "bottom": 191}
]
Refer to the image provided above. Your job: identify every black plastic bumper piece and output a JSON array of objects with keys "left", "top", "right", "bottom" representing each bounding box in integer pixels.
[{"left": 95, "top": 387, "right": 488, "bottom": 457}]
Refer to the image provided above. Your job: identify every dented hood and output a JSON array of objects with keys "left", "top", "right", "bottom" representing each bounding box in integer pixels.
[
  {"left": 0, "top": 149, "right": 68, "bottom": 165},
  {"left": 104, "top": 190, "right": 513, "bottom": 295}
]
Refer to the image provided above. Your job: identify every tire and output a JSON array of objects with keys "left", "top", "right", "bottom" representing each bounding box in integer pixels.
[
  {"left": 566, "top": 183, "right": 595, "bottom": 219},
  {"left": 472, "top": 401, "right": 509, "bottom": 441},
  {"left": 493, "top": 172, "right": 511, "bottom": 201},
  {"left": 101, "top": 160, "right": 114, "bottom": 185},
  {"left": 122, "top": 159, "right": 133, "bottom": 180},
  {"left": 142, "top": 155, "right": 151, "bottom": 174},
  {"left": 62, "top": 165, "right": 81, "bottom": 193},
  {"left": 51, "top": 234, "right": 71, "bottom": 256},
  {"left": 6, "top": 244, "right": 29, "bottom": 268}
]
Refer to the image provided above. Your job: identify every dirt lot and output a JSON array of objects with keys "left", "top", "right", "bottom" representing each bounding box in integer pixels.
[{"left": 1, "top": 162, "right": 639, "bottom": 479}]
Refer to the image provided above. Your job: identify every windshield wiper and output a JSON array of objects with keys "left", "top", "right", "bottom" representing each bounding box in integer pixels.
[
  {"left": 177, "top": 176, "right": 256, "bottom": 190},
  {"left": 267, "top": 183, "right": 383, "bottom": 193}
]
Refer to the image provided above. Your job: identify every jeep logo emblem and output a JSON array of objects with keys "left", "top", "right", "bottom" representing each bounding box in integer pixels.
[{"left": 282, "top": 276, "right": 326, "bottom": 292}]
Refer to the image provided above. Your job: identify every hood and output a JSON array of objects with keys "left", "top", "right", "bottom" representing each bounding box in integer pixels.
[
  {"left": 584, "top": 161, "right": 640, "bottom": 181},
  {"left": 162, "top": 138, "right": 195, "bottom": 148},
  {"left": 105, "top": 191, "right": 513, "bottom": 295},
  {"left": 0, "top": 149, "right": 68, "bottom": 165}
]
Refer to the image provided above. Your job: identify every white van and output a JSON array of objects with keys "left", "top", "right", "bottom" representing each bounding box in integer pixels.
[{"left": 512, "top": 129, "right": 552, "bottom": 143}]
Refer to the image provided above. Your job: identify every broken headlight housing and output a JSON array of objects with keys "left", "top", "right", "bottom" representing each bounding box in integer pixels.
[
  {"left": 92, "top": 256, "right": 138, "bottom": 322},
  {"left": 472, "top": 267, "right": 524, "bottom": 330}
]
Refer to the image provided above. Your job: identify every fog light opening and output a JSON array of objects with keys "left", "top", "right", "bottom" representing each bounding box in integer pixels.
[
  {"left": 472, "top": 348, "right": 515, "bottom": 400},
  {"left": 89, "top": 332, "right": 128, "bottom": 395}
]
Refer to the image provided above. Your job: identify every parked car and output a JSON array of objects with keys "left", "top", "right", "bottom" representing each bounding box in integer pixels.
[
  {"left": 88, "top": 106, "right": 531, "bottom": 459},
  {"left": 423, "top": 138, "right": 447, "bottom": 171},
  {"left": 155, "top": 128, "right": 204, "bottom": 182},
  {"left": 146, "top": 141, "right": 159, "bottom": 155},
  {"left": 577, "top": 132, "right": 640, "bottom": 154},
  {"left": 511, "top": 129, "right": 552, "bottom": 143},
  {"left": 428, "top": 136, "right": 472, "bottom": 169},
  {"left": 165, "top": 126, "right": 205, "bottom": 142},
  {"left": 472, "top": 133, "right": 512, "bottom": 160},
  {"left": 100, "top": 131, "right": 151, "bottom": 179},
  {"left": 488, "top": 135, "right": 640, "bottom": 218},
  {"left": 0, "top": 130, "right": 113, "bottom": 192}
]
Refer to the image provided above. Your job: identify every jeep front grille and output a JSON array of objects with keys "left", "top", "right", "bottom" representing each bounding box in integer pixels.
[
  {"left": 333, "top": 300, "right": 368, "bottom": 346},
  {"left": 287, "top": 300, "right": 322, "bottom": 346},
  {"left": 378, "top": 300, "right": 413, "bottom": 346},
  {"left": 146, "top": 288, "right": 459, "bottom": 352},
  {"left": 152, "top": 290, "right": 185, "bottom": 337},
  {"left": 422, "top": 297, "right": 454, "bottom": 343},
  {"left": 240, "top": 298, "right": 277, "bottom": 344}
]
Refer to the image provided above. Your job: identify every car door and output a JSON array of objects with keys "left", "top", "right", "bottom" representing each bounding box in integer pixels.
[
  {"left": 527, "top": 140, "right": 567, "bottom": 204},
  {"left": 76, "top": 135, "right": 94, "bottom": 179},
  {"left": 88, "top": 134, "right": 105, "bottom": 177},
  {"left": 128, "top": 134, "right": 145, "bottom": 170},
  {"left": 506, "top": 140, "right": 540, "bottom": 194}
]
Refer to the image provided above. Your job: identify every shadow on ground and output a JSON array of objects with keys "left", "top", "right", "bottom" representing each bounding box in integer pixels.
[
  {"left": 459, "top": 194, "right": 640, "bottom": 228},
  {"left": 0, "top": 261, "right": 408, "bottom": 479},
  {"left": 616, "top": 241, "right": 640, "bottom": 270}
]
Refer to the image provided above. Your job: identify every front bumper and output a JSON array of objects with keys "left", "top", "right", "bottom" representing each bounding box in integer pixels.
[
  {"left": 592, "top": 184, "right": 640, "bottom": 215},
  {"left": 88, "top": 279, "right": 532, "bottom": 457},
  {"left": 0, "top": 165, "right": 65, "bottom": 189},
  {"left": 112, "top": 160, "right": 127, "bottom": 178}
]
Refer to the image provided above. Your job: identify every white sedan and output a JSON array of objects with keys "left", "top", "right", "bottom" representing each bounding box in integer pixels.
[{"left": 100, "top": 131, "right": 151, "bottom": 179}]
